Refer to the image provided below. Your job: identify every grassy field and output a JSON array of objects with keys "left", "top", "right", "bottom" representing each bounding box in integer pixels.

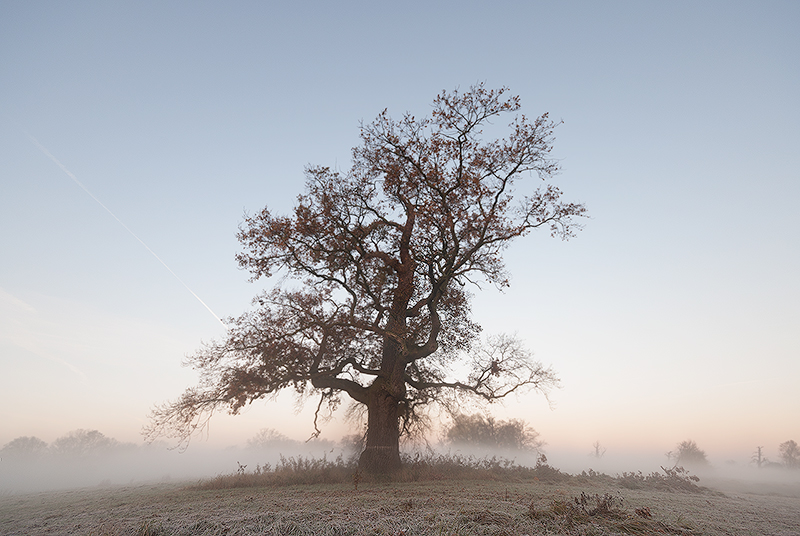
[{"left": 2, "top": 463, "right": 799, "bottom": 535}]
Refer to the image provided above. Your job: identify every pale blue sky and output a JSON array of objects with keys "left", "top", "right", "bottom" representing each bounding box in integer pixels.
[{"left": 1, "top": 1, "right": 798, "bottom": 465}]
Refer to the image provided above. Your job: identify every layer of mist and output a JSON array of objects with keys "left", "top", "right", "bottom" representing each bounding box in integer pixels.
[
  {"left": 0, "top": 437, "right": 346, "bottom": 494},
  {"left": 3, "top": 431, "right": 798, "bottom": 497}
]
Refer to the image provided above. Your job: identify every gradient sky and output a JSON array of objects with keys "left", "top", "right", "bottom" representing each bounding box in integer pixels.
[{"left": 1, "top": 1, "right": 798, "bottom": 465}]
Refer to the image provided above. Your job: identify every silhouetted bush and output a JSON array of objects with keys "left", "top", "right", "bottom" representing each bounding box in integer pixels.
[
  {"left": 50, "top": 429, "right": 129, "bottom": 457},
  {"left": 445, "top": 413, "right": 543, "bottom": 451},
  {"left": 779, "top": 439, "right": 799, "bottom": 469},
  {"left": 245, "top": 428, "right": 296, "bottom": 449},
  {"left": 618, "top": 465, "right": 702, "bottom": 492},
  {"left": 0, "top": 436, "right": 49, "bottom": 459},
  {"left": 668, "top": 439, "right": 708, "bottom": 467}
]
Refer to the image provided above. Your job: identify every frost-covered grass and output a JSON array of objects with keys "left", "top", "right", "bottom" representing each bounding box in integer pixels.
[{"left": 2, "top": 460, "right": 799, "bottom": 535}]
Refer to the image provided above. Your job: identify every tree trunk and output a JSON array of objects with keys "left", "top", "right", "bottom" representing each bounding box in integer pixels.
[{"left": 359, "top": 380, "right": 402, "bottom": 474}]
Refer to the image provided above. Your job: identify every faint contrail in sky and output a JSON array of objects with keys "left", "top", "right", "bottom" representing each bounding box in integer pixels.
[{"left": 27, "top": 134, "right": 228, "bottom": 330}]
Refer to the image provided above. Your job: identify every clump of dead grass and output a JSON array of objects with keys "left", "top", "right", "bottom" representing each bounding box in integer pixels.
[
  {"left": 395, "top": 452, "right": 570, "bottom": 483},
  {"left": 193, "top": 452, "right": 709, "bottom": 497},
  {"left": 195, "top": 452, "right": 572, "bottom": 490},
  {"left": 195, "top": 454, "right": 355, "bottom": 489},
  {"left": 529, "top": 491, "right": 699, "bottom": 535},
  {"left": 617, "top": 465, "right": 703, "bottom": 493},
  {"left": 134, "top": 519, "right": 167, "bottom": 536}
]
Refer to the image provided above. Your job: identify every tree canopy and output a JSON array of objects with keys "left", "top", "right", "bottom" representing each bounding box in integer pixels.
[
  {"left": 0, "top": 436, "right": 49, "bottom": 459},
  {"left": 445, "top": 413, "right": 543, "bottom": 451},
  {"left": 779, "top": 439, "right": 799, "bottom": 469},
  {"left": 144, "top": 84, "right": 585, "bottom": 473},
  {"left": 669, "top": 440, "right": 708, "bottom": 467}
]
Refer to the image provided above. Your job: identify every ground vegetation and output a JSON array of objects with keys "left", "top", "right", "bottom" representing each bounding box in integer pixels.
[{"left": 3, "top": 456, "right": 800, "bottom": 536}]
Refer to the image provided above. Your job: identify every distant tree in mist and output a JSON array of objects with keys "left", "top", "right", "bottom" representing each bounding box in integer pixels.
[
  {"left": 246, "top": 428, "right": 293, "bottom": 449},
  {"left": 0, "top": 436, "right": 49, "bottom": 459},
  {"left": 779, "top": 440, "right": 799, "bottom": 469},
  {"left": 50, "top": 429, "right": 126, "bottom": 457},
  {"left": 246, "top": 428, "right": 337, "bottom": 453},
  {"left": 751, "top": 445, "right": 767, "bottom": 468},
  {"left": 668, "top": 440, "right": 708, "bottom": 467},
  {"left": 445, "top": 413, "right": 543, "bottom": 451},
  {"left": 591, "top": 440, "right": 606, "bottom": 459}
]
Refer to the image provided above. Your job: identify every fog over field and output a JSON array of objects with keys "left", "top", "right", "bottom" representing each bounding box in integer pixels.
[
  {"left": 2, "top": 429, "right": 799, "bottom": 497},
  {"left": 0, "top": 433, "right": 338, "bottom": 494}
]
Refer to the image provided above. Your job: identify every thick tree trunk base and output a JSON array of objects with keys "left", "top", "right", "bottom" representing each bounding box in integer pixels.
[
  {"left": 360, "top": 377, "right": 403, "bottom": 474},
  {"left": 359, "top": 445, "right": 402, "bottom": 474}
]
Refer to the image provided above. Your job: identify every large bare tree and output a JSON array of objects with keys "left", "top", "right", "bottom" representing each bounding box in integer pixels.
[{"left": 144, "top": 84, "right": 586, "bottom": 473}]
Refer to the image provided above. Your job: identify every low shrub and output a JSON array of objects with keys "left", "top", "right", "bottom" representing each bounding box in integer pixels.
[
  {"left": 195, "top": 454, "right": 355, "bottom": 489},
  {"left": 194, "top": 452, "right": 703, "bottom": 496},
  {"left": 529, "top": 491, "right": 698, "bottom": 534},
  {"left": 618, "top": 465, "right": 702, "bottom": 492}
]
